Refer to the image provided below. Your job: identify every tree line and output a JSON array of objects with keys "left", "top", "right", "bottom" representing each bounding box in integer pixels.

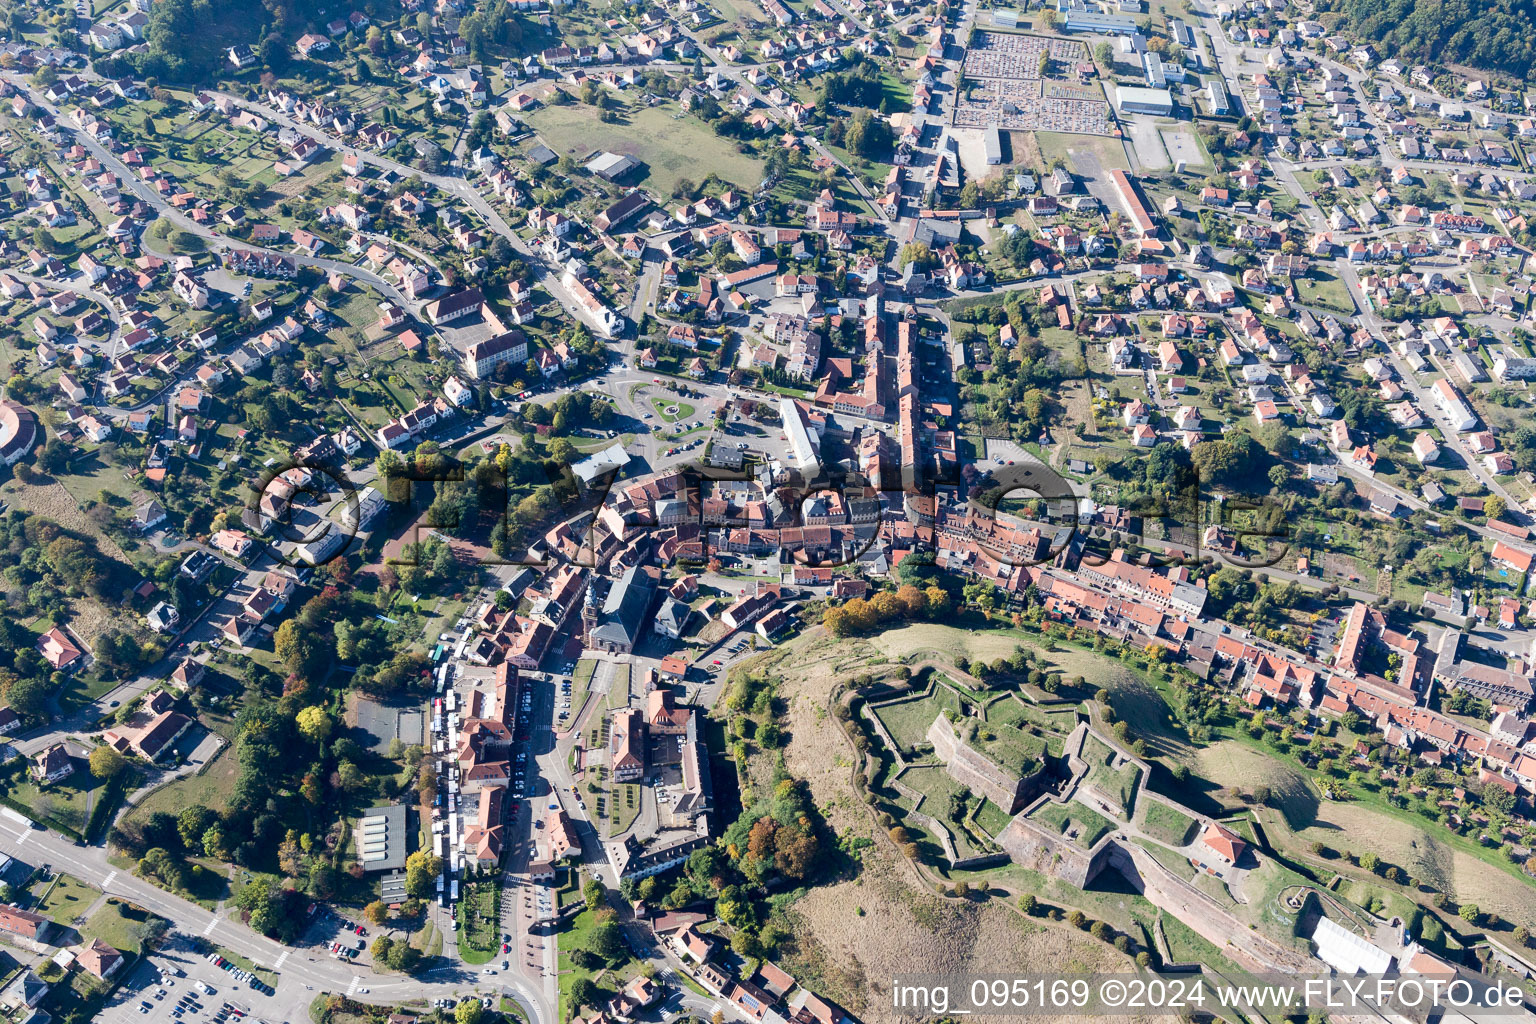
[{"left": 1314, "top": 0, "right": 1536, "bottom": 78}]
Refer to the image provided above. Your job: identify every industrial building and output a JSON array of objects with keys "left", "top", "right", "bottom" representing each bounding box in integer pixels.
[
  {"left": 1114, "top": 85, "right": 1174, "bottom": 116},
  {"left": 1206, "top": 77, "right": 1230, "bottom": 115},
  {"left": 983, "top": 127, "right": 1002, "bottom": 164},
  {"left": 356, "top": 803, "right": 408, "bottom": 873},
  {"left": 1061, "top": 7, "right": 1138, "bottom": 33}
]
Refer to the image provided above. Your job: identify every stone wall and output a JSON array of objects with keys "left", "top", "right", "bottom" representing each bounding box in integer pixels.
[
  {"left": 927, "top": 714, "right": 1047, "bottom": 814},
  {"left": 1112, "top": 843, "right": 1310, "bottom": 972},
  {"left": 995, "top": 804, "right": 1115, "bottom": 889}
]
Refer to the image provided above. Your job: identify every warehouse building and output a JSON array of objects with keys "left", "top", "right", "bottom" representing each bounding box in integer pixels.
[
  {"left": 1114, "top": 85, "right": 1174, "bottom": 116},
  {"left": 356, "top": 803, "right": 408, "bottom": 873}
]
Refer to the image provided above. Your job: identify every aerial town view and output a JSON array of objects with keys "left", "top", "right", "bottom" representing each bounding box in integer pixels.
[{"left": 0, "top": 0, "right": 1534, "bottom": 1020}]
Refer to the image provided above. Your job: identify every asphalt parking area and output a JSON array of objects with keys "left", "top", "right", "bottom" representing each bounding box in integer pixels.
[{"left": 99, "top": 936, "right": 286, "bottom": 1024}]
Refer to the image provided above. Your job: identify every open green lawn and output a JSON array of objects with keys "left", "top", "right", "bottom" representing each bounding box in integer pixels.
[
  {"left": 33, "top": 873, "right": 100, "bottom": 926},
  {"left": 1294, "top": 269, "right": 1357, "bottom": 315},
  {"left": 650, "top": 397, "right": 695, "bottom": 423},
  {"left": 1159, "top": 910, "right": 1241, "bottom": 972},
  {"left": 983, "top": 697, "right": 1075, "bottom": 758},
  {"left": 891, "top": 766, "right": 1000, "bottom": 860},
  {"left": 568, "top": 659, "right": 599, "bottom": 727},
  {"left": 1035, "top": 131, "right": 1129, "bottom": 172},
  {"left": 121, "top": 742, "right": 238, "bottom": 827},
  {"left": 413, "top": 920, "right": 443, "bottom": 959},
  {"left": 557, "top": 905, "right": 639, "bottom": 1020},
  {"left": 1028, "top": 798, "right": 1114, "bottom": 850},
  {"left": 607, "top": 783, "right": 642, "bottom": 838},
  {"left": 870, "top": 688, "right": 963, "bottom": 756},
  {"left": 524, "top": 100, "right": 765, "bottom": 195},
  {"left": 54, "top": 666, "right": 126, "bottom": 718},
  {"left": 769, "top": 164, "right": 876, "bottom": 219},
  {"left": 1080, "top": 735, "right": 1141, "bottom": 815},
  {"left": 1, "top": 762, "right": 107, "bottom": 837},
  {"left": 1140, "top": 800, "right": 1197, "bottom": 846},
  {"left": 82, "top": 899, "right": 162, "bottom": 955},
  {"left": 973, "top": 798, "right": 1013, "bottom": 838},
  {"left": 967, "top": 714, "right": 1049, "bottom": 779}
]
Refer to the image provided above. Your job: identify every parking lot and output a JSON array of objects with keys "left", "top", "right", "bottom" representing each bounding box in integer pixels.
[
  {"left": 1125, "top": 118, "right": 1171, "bottom": 169},
  {"left": 98, "top": 935, "right": 288, "bottom": 1024},
  {"left": 303, "top": 905, "right": 374, "bottom": 970}
]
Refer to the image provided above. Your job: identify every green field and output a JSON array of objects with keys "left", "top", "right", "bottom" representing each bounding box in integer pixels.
[
  {"left": 893, "top": 766, "right": 999, "bottom": 860},
  {"left": 0, "top": 762, "right": 107, "bottom": 837},
  {"left": 1294, "top": 269, "right": 1357, "bottom": 315},
  {"left": 1080, "top": 735, "right": 1141, "bottom": 815},
  {"left": 607, "top": 782, "right": 642, "bottom": 838},
  {"left": 974, "top": 798, "right": 1013, "bottom": 838},
  {"left": 965, "top": 714, "right": 1049, "bottom": 778},
  {"left": 1028, "top": 799, "right": 1114, "bottom": 849},
  {"left": 1036, "top": 131, "right": 1130, "bottom": 172},
  {"left": 524, "top": 101, "right": 765, "bottom": 194},
  {"left": 651, "top": 397, "right": 695, "bottom": 423},
  {"left": 33, "top": 874, "right": 99, "bottom": 925},
  {"left": 568, "top": 658, "right": 599, "bottom": 728},
  {"left": 984, "top": 697, "right": 1076, "bottom": 758},
  {"left": 870, "top": 688, "right": 964, "bottom": 756},
  {"left": 1159, "top": 911, "right": 1240, "bottom": 972},
  {"left": 557, "top": 904, "right": 640, "bottom": 1021},
  {"left": 1140, "top": 801, "right": 1197, "bottom": 846},
  {"left": 120, "top": 743, "right": 238, "bottom": 828},
  {"left": 83, "top": 899, "right": 161, "bottom": 955}
]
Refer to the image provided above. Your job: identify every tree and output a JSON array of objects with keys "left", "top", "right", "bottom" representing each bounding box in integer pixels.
[
  {"left": 1484, "top": 496, "right": 1507, "bottom": 521},
  {"left": 1458, "top": 903, "right": 1480, "bottom": 924},
  {"left": 296, "top": 705, "right": 332, "bottom": 745},
  {"left": 177, "top": 805, "right": 215, "bottom": 850},
  {"left": 364, "top": 901, "right": 388, "bottom": 925},
  {"left": 570, "top": 978, "right": 599, "bottom": 1013},
  {"left": 845, "top": 109, "right": 892, "bottom": 159},
  {"left": 590, "top": 917, "right": 626, "bottom": 963},
  {"left": 732, "top": 928, "right": 765, "bottom": 959},
  {"left": 404, "top": 851, "right": 442, "bottom": 899},
  {"left": 386, "top": 940, "right": 421, "bottom": 972},
  {"left": 89, "top": 745, "right": 128, "bottom": 780},
  {"left": 583, "top": 878, "right": 604, "bottom": 911}
]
